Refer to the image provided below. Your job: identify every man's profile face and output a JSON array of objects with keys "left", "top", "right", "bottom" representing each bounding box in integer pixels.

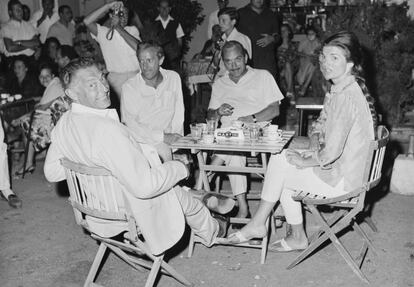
[
  {"left": 69, "top": 66, "right": 110, "bottom": 109},
  {"left": 250, "top": 0, "right": 264, "bottom": 9},
  {"left": 138, "top": 48, "right": 163, "bottom": 81},
  {"left": 158, "top": 1, "right": 171, "bottom": 19},
  {"left": 56, "top": 49, "right": 69, "bottom": 69},
  {"left": 9, "top": 3, "right": 23, "bottom": 21},
  {"left": 222, "top": 46, "right": 247, "bottom": 81}
]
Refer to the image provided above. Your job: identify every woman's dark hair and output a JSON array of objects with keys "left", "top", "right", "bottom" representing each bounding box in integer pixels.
[
  {"left": 323, "top": 31, "right": 378, "bottom": 130},
  {"left": 38, "top": 61, "right": 57, "bottom": 77},
  {"left": 58, "top": 45, "right": 78, "bottom": 61},
  {"left": 281, "top": 23, "right": 293, "bottom": 40},
  {"left": 45, "top": 37, "right": 61, "bottom": 49},
  {"left": 218, "top": 7, "right": 239, "bottom": 22}
]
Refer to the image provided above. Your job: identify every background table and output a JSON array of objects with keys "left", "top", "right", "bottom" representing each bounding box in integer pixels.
[{"left": 295, "top": 97, "right": 324, "bottom": 136}]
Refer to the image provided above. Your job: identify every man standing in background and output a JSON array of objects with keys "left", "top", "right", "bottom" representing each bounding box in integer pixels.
[
  {"left": 47, "top": 5, "right": 75, "bottom": 46},
  {"left": 237, "top": 0, "right": 280, "bottom": 79},
  {"left": 207, "top": 0, "right": 229, "bottom": 39},
  {"left": 154, "top": 0, "right": 185, "bottom": 72},
  {"left": 30, "top": 0, "right": 59, "bottom": 43}
]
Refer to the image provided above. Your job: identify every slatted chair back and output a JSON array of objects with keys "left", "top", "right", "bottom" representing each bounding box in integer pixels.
[
  {"left": 363, "top": 125, "right": 389, "bottom": 191},
  {"left": 60, "top": 158, "right": 132, "bottom": 231}
]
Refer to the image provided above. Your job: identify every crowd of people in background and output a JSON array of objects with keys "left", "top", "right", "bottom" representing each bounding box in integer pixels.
[{"left": 0, "top": 0, "right": 345, "bottom": 216}]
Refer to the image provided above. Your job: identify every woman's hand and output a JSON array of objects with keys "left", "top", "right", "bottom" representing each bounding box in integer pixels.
[{"left": 285, "top": 150, "right": 307, "bottom": 169}]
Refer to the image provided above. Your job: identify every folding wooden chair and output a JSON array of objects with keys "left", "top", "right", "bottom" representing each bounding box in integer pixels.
[
  {"left": 61, "top": 158, "right": 193, "bottom": 287},
  {"left": 287, "top": 126, "right": 389, "bottom": 283}
]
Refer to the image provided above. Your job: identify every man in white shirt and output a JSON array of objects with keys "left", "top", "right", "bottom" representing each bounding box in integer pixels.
[
  {"left": 208, "top": 41, "right": 284, "bottom": 218},
  {"left": 46, "top": 5, "right": 75, "bottom": 46},
  {"left": 154, "top": 0, "right": 185, "bottom": 72},
  {"left": 121, "top": 42, "right": 184, "bottom": 161},
  {"left": 30, "top": 0, "right": 59, "bottom": 43},
  {"left": 84, "top": 1, "right": 141, "bottom": 100},
  {"left": 44, "top": 58, "right": 233, "bottom": 256},
  {"left": 1, "top": 0, "right": 40, "bottom": 58},
  {"left": 207, "top": 0, "right": 229, "bottom": 39}
]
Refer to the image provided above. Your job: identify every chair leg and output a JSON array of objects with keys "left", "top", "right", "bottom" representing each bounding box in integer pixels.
[
  {"left": 84, "top": 243, "right": 107, "bottom": 287},
  {"left": 144, "top": 255, "right": 163, "bottom": 287},
  {"left": 260, "top": 218, "right": 270, "bottom": 264},
  {"left": 160, "top": 259, "right": 193, "bottom": 286},
  {"left": 187, "top": 231, "right": 195, "bottom": 258},
  {"left": 364, "top": 216, "right": 378, "bottom": 233},
  {"left": 22, "top": 111, "right": 35, "bottom": 179},
  {"left": 353, "top": 221, "right": 377, "bottom": 255}
]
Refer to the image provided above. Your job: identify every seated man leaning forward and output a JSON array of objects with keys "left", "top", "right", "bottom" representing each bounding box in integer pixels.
[
  {"left": 43, "top": 58, "right": 235, "bottom": 256},
  {"left": 121, "top": 41, "right": 184, "bottom": 161},
  {"left": 207, "top": 41, "right": 284, "bottom": 218}
]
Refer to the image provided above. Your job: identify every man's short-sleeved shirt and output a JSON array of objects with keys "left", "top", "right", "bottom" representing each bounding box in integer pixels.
[
  {"left": 47, "top": 20, "right": 75, "bottom": 46},
  {"left": 30, "top": 9, "right": 59, "bottom": 43},
  {"left": 91, "top": 24, "right": 140, "bottom": 73},
  {"left": 209, "top": 67, "right": 284, "bottom": 128},
  {"left": 121, "top": 68, "right": 184, "bottom": 143},
  {"left": 0, "top": 19, "right": 38, "bottom": 56}
]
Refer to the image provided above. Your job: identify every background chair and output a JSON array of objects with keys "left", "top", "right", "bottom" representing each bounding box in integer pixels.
[
  {"left": 61, "top": 158, "right": 192, "bottom": 287},
  {"left": 287, "top": 125, "right": 389, "bottom": 283}
]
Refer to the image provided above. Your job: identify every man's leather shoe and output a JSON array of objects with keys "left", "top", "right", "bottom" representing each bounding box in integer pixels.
[
  {"left": 1, "top": 193, "right": 22, "bottom": 208},
  {"left": 211, "top": 212, "right": 230, "bottom": 238},
  {"left": 202, "top": 192, "right": 235, "bottom": 215}
]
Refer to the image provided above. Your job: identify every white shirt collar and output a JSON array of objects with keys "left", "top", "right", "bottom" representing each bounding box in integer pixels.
[
  {"left": 155, "top": 15, "right": 174, "bottom": 22},
  {"left": 71, "top": 103, "right": 119, "bottom": 122},
  {"left": 222, "top": 27, "right": 238, "bottom": 40},
  {"left": 137, "top": 67, "right": 168, "bottom": 88}
]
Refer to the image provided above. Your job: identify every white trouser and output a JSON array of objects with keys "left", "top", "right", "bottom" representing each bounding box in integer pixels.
[
  {"left": 214, "top": 153, "right": 247, "bottom": 196},
  {"left": 0, "top": 123, "right": 10, "bottom": 190},
  {"left": 261, "top": 151, "right": 346, "bottom": 225},
  {"left": 107, "top": 71, "right": 138, "bottom": 100},
  {"left": 175, "top": 187, "right": 219, "bottom": 246}
]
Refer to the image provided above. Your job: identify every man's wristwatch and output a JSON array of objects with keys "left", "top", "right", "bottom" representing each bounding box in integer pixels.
[{"left": 252, "top": 114, "right": 257, "bottom": 123}]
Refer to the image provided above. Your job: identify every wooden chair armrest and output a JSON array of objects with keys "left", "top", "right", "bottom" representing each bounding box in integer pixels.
[{"left": 293, "top": 187, "right": 366, "bottom": 205}]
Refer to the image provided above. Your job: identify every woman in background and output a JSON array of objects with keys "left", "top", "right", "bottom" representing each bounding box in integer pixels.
[{"left": 15, "top": 62, "right": 69, "bottom": 176}]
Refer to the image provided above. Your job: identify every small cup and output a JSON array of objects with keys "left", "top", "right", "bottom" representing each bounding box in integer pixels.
[
  {"left": 196, "top": 123, "right": 207, "bottom": 133},
  {"left": 202, "top": 133, "right": 215, "bottom": 144},
  {"left": 267, "top": 124, "right": 279, "bottom": 132},
  {"left": 206, "top": 118, "right": 218, "bottom": 133},
  {"left": 231, "top": 120, "right": 243, "bottom": 129},
  {"left": 190, "top": 124, "right": 202, "bottom": 140},
  {"left": 249, "top": 125, "right": 260, "bottom": 142},
  {"left": 14, "top": 94, "right": 22, "bottom": 100},
  {"left": 1, "top": 93, "right": 9, "bottom": 99}
]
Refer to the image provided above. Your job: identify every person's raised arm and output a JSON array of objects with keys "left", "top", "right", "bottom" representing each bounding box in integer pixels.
[
  {"left": 112, "top": 15, "right": 140, "bottom": 50},
  {"left": 83, "top": 1, "right": 118, "bottom": 36}
]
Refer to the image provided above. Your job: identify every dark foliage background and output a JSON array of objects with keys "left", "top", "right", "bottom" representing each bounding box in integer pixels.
[{"left": 324, "top": 3, "right": 414, "bottom": 126}]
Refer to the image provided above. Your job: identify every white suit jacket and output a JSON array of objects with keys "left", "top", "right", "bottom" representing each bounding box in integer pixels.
[{"left": 44, "top": 103, "right": 187, "bottom": 255}]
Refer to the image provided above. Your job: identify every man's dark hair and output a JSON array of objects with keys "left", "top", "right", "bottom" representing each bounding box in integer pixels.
[
  {"left": 59, "top": 45, "right": 78, "bottom": 61},
  {"left": 218, "top": 7, "right": 238, "bottom": 22},
  {"left": 59, "top": 57, "right": 96, "bottom": 88},
  {"left": 8, "top": 0, "right": 21, "bottom": 12},
  {"left": 137, "top": 41, "right": 165, "bottom": 59},
  {"left": 58, "top": 5, "right": 70, "bottom": 15}
]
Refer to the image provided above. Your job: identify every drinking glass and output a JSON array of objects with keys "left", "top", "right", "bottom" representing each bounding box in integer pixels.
[
  {"left": 206, "top": 118, "right": 218, "bottom": 133},
  {"left": 249, "top": 125, "right": 259, "bottom": 143},
  {"left": 190, "top": 124, "right": 202, "bottom": 140}
]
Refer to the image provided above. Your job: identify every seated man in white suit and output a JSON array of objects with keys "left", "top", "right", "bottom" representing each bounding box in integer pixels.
[{"left": 44, "top": 58, "right": 234, "bottom": 255}]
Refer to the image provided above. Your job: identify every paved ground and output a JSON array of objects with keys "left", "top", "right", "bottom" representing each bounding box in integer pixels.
[{"left": 0, "top": 157, "right": 413, "bottom": 287}]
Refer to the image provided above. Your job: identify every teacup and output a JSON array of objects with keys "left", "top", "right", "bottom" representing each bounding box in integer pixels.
[
  {"left": 202, "top": 133, "right": 215, "bottom": 144},
  {"left": 231, "top": 120, "right": 244, "bottom": 129},
  {"left": 14, "top": 94, "right": 22, "bottom": 100}
]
